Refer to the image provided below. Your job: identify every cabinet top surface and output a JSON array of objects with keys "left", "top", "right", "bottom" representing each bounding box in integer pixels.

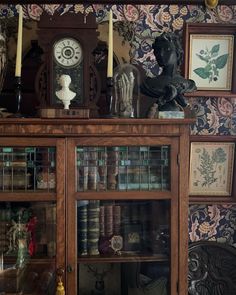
[
  {"left": 0, "top": 118, "right": 195, "bottom": 137},
  {"left": 0, "top": 118, "right": 195, "bottom": 124}
]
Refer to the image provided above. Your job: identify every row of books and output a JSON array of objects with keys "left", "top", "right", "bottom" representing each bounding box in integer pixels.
[{"left": 77, "top": 201, "right": 168, "bottom": 256}]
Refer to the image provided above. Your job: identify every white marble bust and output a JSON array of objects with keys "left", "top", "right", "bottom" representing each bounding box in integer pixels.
[{"left": 56, "top": 74, "right": 76, "bottom": 110}]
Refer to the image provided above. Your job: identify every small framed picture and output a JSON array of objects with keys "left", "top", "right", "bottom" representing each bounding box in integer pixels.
[
  {"left": 184, "top": 23, "right": 236, "bottom": 96},
  {"left": 189, "top": 142, "right": 235, "bottom": 196}
]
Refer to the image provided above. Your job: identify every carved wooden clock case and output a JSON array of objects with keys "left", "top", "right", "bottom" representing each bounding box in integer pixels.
[{"left": 37, "top": 11, "right": 99, "bottom": 118}]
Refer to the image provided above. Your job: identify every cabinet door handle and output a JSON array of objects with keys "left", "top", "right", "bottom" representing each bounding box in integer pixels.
[
  {"left": 67, "top": 265, "right": 73, "bottom": 273},
  {"left": 56, "top": 266, "right": 65, "bottom": 277}
]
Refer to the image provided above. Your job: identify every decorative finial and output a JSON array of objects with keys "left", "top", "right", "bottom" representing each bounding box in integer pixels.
[{"left": 205, "top": 0, "right": 218, "bottom": 9}]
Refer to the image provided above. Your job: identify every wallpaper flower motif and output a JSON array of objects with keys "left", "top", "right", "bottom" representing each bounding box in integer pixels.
[
  {"left": 189, "top": 97, "right": 236, "bottom": 135},
  {"left": 189, "top": 204, "right": 236, "bottom": 246}
]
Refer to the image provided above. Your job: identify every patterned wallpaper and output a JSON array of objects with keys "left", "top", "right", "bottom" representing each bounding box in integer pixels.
[
  {"left": 1, "top": 4, "right": 236, "bottom": 245},
  {"left": 189, "top": 204, "right": 236, "bottom": 247}
]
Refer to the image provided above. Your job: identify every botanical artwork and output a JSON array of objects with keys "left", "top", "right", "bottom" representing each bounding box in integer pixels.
[
  {"left": 189, "top": 35, "right": 234, "bottom": 90},
  {"left": 194, "top": 44, "right": 228, "bottom": 83},
  {"left": 189, "top": 142, "right": 235, "bottom": 195},
  {"left": 189, "top": 204, "right": 236, "bottom": 247}
]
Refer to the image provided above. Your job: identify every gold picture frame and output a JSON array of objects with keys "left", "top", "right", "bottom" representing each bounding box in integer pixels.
[{"left": 189, "top": 142, "right": 235, "bottom": 196}]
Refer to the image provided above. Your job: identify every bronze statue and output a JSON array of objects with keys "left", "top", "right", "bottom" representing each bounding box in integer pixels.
[{"left": 141, "top": 32, "right": 196, "bottom": 112}]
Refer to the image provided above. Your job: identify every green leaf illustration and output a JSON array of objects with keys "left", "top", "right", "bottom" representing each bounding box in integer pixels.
[
  {"left": 215, "top": 54, "right": 228, "bottom": 69},
  {"left": 194, "top": 67, "right": 210, "bottom": 79},
  {"left": 211, "top": 44, "right": 220, "bottom": 55},
  {"left": 197, "top": 148, "right": 218, "bottom": 187},
  {"left": 205, "top": 64, "right": 212, "bottom": 72},
  {"left": 212, "top": 147, "right": 227, "bottom": 163}
]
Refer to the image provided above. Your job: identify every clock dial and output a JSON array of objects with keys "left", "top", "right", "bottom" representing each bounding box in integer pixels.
[{"left": 53, "top": 38, "right": 82, "bottom": 68}]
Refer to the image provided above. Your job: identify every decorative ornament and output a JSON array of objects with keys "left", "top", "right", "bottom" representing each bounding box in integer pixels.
[
  {"left": 56, "top": 279, "right": 65, "bottom": 295},
  {"left": 55, "top": 75, "right": 76, "bottom": 110},
  {"left": 56, "top": 268, "right": 65, "bottom": 295},
  {"left": 110, "top": 235, "right": 123, "bottom": 255},
  {"left": 205, "top": 0, "right": 218, "bottom": 9}
]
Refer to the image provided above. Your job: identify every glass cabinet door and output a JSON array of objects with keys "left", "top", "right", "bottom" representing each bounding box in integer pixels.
[
  {"left": 67, "top": 141, "right": 179, "bottom": 295},
  {"left": 77, "top": 199, "right": 170, "bottom": 295},
  {"left": 0, "top": 147, "right": 56, "bottom": 192},
  {"left": 0, "top": 142, "right": 65, "bottom": 295},
  {"left": 0, "top": 201, "right": 56, "bottom": 294},
  {"left": 77, "top": 146, "right": 171, "bottom": 192}
]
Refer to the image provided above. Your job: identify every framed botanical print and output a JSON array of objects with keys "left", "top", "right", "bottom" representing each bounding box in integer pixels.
[
  {"left": 184, "top": 23, "right": 236, "bottom": 96},
  {"left": 189, "top": 142, "right": 235, "bottom": 196}
]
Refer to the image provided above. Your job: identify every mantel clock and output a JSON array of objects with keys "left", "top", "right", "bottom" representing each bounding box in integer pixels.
[{"left": 37, "top": 11, "right": 99, "bottom": 117}]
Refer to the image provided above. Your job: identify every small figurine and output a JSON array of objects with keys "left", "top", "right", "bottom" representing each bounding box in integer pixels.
[
  {"left": 87, "top": 264, "right": 113, "bottom": 295},
  {"left": 26, "top": 216, "right": 38, "bottom": 256},
  {"left": 115, "top": 71, "right": 135, "bottom": 117},
  {"left": 55, "top": 74, "right": 76, "bottom": 110},
  {"left": 114, "top": 64, "right": 140, "bottom": 118},
  {"left": 141, "top": 32, "right": 197, "bottom": 113},
  {"left": 147, "top": 103, "right": 158, "bottom": 118},
  {"left": 6, "top": 220, "right": 27, "bottom": 254}
]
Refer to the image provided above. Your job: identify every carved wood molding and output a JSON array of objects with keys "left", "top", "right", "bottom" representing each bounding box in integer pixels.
[{"left": 0, "top": 118, "right": 194, "bottom": 137}]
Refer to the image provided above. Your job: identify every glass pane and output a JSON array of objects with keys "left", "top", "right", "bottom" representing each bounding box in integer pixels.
[
  {"left": 0, "top": 147, "right": 56, "bottom": 192},
  {"left": 76, "top": 146, "right": 170, "bottom": 191},
  {"left": 0, "top": 201, "right": 56, "bottom": 294},
  {"left": 77, "top": 200, "right": 170, "bottom": 294}
]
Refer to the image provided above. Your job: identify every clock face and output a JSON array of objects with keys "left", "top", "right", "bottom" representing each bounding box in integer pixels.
[{"left": 53, "top": 37, "right": 83, "bottom": 68}]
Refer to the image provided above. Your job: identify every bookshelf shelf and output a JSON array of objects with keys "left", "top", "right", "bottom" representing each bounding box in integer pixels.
[{"left": 78, "top": 253, "right": 168, "bottom": 263}]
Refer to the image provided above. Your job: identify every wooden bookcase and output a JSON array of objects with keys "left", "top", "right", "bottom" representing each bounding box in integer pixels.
[{"left": 0, "top": 118, "right": 193, "bottom": 295}]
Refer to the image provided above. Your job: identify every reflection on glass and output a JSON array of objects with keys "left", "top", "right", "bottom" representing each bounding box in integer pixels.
[
  {"left": 77, "top": 146, "right": 170, "bottom": 191},
  {"left": 0, "top": 202, "right": 56, "bottom": 294},
  {"left": 78, "top": 261, "right": 169, "bottom": 295},
  {"left": 0, "top": 147, "right": 56, "bottom": 192}
]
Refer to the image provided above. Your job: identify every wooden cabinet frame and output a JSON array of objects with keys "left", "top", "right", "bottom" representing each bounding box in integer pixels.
[
  {"left": 0, "top": 118, "right": 193, "bottom": 295},
  {"left": 0, "top": 137, "right": 66, "bottom": 282}
]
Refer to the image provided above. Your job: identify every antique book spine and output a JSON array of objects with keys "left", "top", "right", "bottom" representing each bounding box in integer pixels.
[
  {"left": 77, "top": 202, "right": 88, "bottom": 256},
  {"left": 88, "top": 148, "right": 98, "bottom": 190},
  {"left": 98, "top": 149, "right": 107, "bottom": 191},
  {"left": 104, "top": 205, "right": 113, "bottom": 237},
  {"left": 113, "top": 205, "right": 121, "bottom": 235},
  {"left": 77, "top": 147, "right": 88, "bottom": 191},
  {"left": 98, "top": 204, "right": 109, "bottom": 254},
  {"left": 87, "top": 200, "right": 100, "bottom": 255},
  {"left": 107, "top": 147, "right": 119, "bottom": 190},
  {"left": 99, "top": 205, "right": 105, "bottom": 238}
]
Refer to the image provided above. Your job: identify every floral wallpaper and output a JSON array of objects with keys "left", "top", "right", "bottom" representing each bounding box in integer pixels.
[
  {"left": 0, "top": 4, "right": 236, "bottom": 246},
  {"left": 189, "top": 204, "right": 236, "bottom": 247}
]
